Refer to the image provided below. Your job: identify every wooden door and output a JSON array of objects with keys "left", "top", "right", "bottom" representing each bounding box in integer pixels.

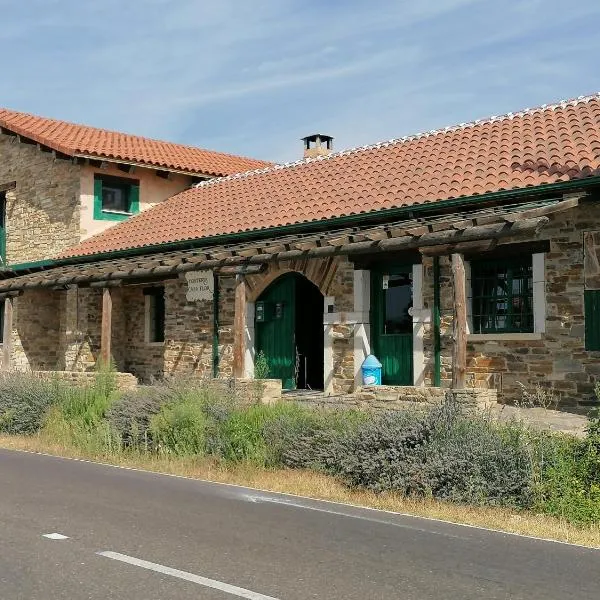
[
  {"left": 371, "top": 268, "right": 413, "bottom": 385},
  {"left": 255, "top": 274, "right": 297, "bottom": 389}
]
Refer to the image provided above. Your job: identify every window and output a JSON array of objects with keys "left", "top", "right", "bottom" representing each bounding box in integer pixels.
[
  {"left": 144, "top": 287, "right": 165, "bottom": 343},
  {"left": 382, "top": 273, "right": 413, "bottom": 334},
  {"left": 471, "top": 258, "right": 533, "bottom": 334},
  {"left": 93, "top": 175, "right": 140, "bottom": 221}
]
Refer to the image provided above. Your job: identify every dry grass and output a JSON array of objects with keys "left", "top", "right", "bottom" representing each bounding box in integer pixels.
[{"left": 1, "top": 434, "right": 599, "bottom": 549}]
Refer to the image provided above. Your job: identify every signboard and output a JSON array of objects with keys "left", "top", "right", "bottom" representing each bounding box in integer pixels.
[{"left": 185, "top": 270, "right": 214, "bottom": 302}]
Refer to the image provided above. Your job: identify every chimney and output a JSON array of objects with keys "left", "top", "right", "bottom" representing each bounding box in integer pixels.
[{"left": 302, "top": 134, "right": 333, "bottom": 158}]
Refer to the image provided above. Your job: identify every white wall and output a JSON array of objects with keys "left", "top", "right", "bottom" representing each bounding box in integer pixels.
[{"left": 79, "top": 164, "right": 193, "bottom": 240}]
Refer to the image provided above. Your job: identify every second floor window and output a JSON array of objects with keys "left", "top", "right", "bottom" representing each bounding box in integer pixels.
[{"left": 94, "top": 175, "right": 140, "bottom": 221}]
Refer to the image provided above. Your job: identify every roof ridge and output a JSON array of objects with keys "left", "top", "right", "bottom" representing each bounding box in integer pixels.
[
  {"left": 0, "top": 107, "right": 271, "bottom": 165},
  {"left": 193, "top": 91, "right": 600, "bottom": 190}
]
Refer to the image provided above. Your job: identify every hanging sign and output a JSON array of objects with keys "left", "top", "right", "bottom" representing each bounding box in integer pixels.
[{"left": 185, "top": 270, "right": 214, "bottom": 302}]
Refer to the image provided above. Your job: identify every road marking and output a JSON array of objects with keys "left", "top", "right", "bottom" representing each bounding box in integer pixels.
[
  {"left": 7, "top": 448, "right": 599, "bottom": 551},
  {"left": 243, "top": 494, "right": 469, "bottom": 540},
  {"left": 42, "top": 533, "right": 69, "bottom": 540},
  {"left": 97, "top": 551, "right": 280, "bottom": 600}
]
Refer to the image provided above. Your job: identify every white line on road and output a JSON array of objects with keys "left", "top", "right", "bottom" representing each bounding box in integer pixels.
[
  {"left": 42, "top": 533, "right": 69, "bottom": 540},
  {"left": 97, "top": 551, "right": 281, "bottom": 600}
]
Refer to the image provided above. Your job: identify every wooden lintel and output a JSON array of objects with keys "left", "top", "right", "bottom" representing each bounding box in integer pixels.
[
  {"left": 420, "top": 239, "right": 498, "bottom": 257},
  {"left": 451, "top": 253, "right": 467, "bottom": 389},
  {"left": 217, "top": 264, "right": 265, "bottom": 275},
  {"left": 0, "top": 181, "right": 16, "bottom": 193},
  {"left": 89, "top": 279, "right": 123, "bottom": 288}
]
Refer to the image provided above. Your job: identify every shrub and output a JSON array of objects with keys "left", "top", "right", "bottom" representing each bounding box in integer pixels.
[
  {"left": 107, "top": 386, "right": 169, "bottom": 449},
  {"left": 149, "top": 397, "right": 208, "bottom": 456},
  {"left": 0, "top": 373, "right": 62, "bottom": 435},
  {"left": 533, "top": 418, "right": 600, "bottom": 524},
  {"left": 263, "top": 405, "right": 368, "bottom": 470},
  {"left": 329, "top": 400, "right": 534, "bottom": 507},
  {"left": 254, "top": 351, "right": 270, "bottom": 379}
]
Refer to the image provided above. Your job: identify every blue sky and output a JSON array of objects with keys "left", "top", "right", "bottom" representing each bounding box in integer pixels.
[{"left": 1, "top": 0, "right": 599, "bottom": 163}]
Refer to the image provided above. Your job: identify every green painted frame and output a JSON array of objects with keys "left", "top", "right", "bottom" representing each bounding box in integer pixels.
[{"left": 93, "top": 176, "right": 140, "bottom": 222}]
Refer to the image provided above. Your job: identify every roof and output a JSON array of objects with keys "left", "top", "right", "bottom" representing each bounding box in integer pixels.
[
  {"left": 60, "top": 93, "right": 600, "bottom": 259},
  {"left": 0, "top": 108, "right": 271, "bottom": 177}
]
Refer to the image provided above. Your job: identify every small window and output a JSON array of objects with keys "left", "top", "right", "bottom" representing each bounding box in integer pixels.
[
  {"left": 93, "top": 175, "right": 140, "bottom": 221},
  {"left": 471, "top": 258, "right": 533, "bottom": 334},
  {"left": 144, "top": 287, "right": 165, "bottom": 343},
  {"left": 383, "top": 273, "right": 413, "bottom": 334}
]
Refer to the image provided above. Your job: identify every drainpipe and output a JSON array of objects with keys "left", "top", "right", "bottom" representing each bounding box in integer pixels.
[
  {"left": 212, "top": 273, "right": 219, "bottom": 378},
  {"left": 433, "top": 257, "right": 441, "bottom": 387}
]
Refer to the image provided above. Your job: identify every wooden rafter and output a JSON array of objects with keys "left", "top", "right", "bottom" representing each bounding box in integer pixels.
[{"left": 0, "top": 195, "right": 582, "bottom": 292}]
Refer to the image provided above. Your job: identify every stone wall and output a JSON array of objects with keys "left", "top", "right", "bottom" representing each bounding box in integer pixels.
[
  {"left": 0, "top": 133, "right": 81, "bottom": 265},
  {"left": 32, "top": 370, "right": 138, "bottom": 391},
  {"left": 422, "top": 201, "right": 600, "bottom": 406}
]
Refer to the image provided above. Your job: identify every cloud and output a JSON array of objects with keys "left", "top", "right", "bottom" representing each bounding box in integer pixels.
[{"left": 1, "top": 0, "right": 599, "bottom": 163}]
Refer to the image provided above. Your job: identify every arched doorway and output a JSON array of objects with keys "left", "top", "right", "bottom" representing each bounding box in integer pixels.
[{"left": 255, "top": 273, "right": 324, "bottom": 390}]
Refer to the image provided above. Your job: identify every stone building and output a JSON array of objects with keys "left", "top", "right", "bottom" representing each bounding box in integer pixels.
[{"left": 2, "top": 96, "right": 600, "bottom": 409}]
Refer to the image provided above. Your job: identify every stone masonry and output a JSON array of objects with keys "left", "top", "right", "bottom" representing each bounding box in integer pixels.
[{"left": 422, "top": 200, "right": 600, "bottom": 406}]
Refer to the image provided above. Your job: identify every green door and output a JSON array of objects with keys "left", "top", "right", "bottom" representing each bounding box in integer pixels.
[
  {"left": 371, "top": 267, "right": 413, "bottom": 385},
  {"left": 255, "top": 274, "right": 297, "bottom": 389}
]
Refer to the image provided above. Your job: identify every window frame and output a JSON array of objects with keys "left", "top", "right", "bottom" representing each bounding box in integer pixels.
[
  {"left": 144, "top": 287, "right": 166, "bottom": 344},
  {"left": 470, "top": 256, "right": 534, "bottom": 335},
  {"left": 93, "top": 175, "right": 140, "bottom": 222}
]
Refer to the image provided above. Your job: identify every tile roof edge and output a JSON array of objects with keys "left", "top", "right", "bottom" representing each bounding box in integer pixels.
[
  {"left": 193, "top": 91, "right": 600, "bottom": 190},
  {"left": 0, "top": 108, "right": 273, "bottom": 170}
]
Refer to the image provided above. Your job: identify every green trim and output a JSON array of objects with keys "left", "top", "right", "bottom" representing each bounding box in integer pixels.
[
  {"left": 9, "top": 259, "right": 56, "bottom": 271},
  {"left": 93, "top": 176, "right": 140, "bottom": 222},
  {"left": 212, "top": 273, "right": 219, "bottom": 377},
  {"left": 433, "top": 256, "right": 441, "bottom": 387},
  {"left": 56, "top": 176, "right": 600, "bottom": 267}
]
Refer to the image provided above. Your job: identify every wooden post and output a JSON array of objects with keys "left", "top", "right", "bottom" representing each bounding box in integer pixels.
[
  {"left": 100, "top": 287, "right": 112, "bottom": 368},
  {"left": 2, "top": 297, "right": 13, "bottom": 371},
  {"left": 233, "top": 275, "right": 246, "bottom": 379},
  {"left": 451, "top": 253, "right": 467, "bottom": 389}
]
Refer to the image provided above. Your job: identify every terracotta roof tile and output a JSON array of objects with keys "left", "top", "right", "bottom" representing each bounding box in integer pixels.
[
  {"left": 0, "top": 108, "right": 271, "bottom": 177},
  {"left": 61, "top": 93, "right": 600, "bottom": 259}
]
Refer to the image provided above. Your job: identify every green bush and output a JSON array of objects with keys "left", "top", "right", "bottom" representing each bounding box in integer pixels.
[
  {"left": 0, "top": 373, "right": 61, "bottom": 435},
  {"left": 149, "top": 397, "right": 208, "bottom": 456},
  {"left": 533, "top": 419, "right": 600, "bottom": 524}
]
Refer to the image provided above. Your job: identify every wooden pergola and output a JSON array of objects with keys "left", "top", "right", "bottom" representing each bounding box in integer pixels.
[{"left": 0, "top": 194, "right": 582, "bottom": 386}]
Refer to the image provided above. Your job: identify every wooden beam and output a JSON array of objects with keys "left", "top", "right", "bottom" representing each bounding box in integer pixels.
[
  {"left": 233, "top": 275, "right": 246, "bottom": 379},
  {"left": 89, "top": 279, "right": 123, "bottom": 288},
  {"left": 0, "top": 213, "right": 554, "bottom": 293},
  {"left": 100, "top": 288, "right": 112, "bottom": 368},
  {"left": 451, "top": 253, "right": 467, "bottom": 389},
  {"left": 420, "top": 240, "right": 498, "bottom": 257},
  {"left": 2, "top": 297, "right": 13, "bottom": 371}
]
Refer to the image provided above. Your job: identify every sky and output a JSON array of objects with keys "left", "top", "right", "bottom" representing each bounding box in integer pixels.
[{"left": 1, "top": 0, "right": 600, "bottom": 163}]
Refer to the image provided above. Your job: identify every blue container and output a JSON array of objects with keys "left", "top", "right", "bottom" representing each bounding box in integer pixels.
[{"left": 361, "top": 354, "right": 382, "bottom": 386}]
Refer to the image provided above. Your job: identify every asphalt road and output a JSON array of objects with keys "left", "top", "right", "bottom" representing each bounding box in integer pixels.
[{"left": 0, "top": 449, "right": 599, "bottom": 600}]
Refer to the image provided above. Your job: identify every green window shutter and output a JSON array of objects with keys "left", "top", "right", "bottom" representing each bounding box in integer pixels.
[
  {"left": 129, "top": 184, "right": 140, "bottom": 214},
  {"left": 93, "top": 178, "right": 103, "bottom": 220},
  {"left": 585, "top": 290, "right": 600, "bottom": 350}
]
